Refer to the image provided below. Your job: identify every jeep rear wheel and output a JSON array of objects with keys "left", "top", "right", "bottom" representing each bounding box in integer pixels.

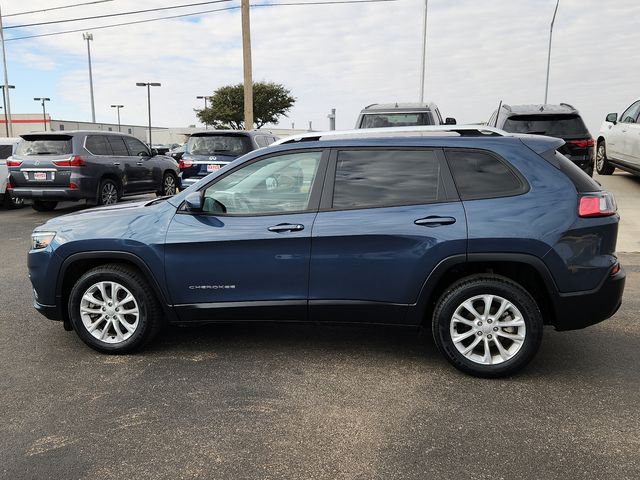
[{"left": 432, "top": 275, "right": 543, "bottom": 378}]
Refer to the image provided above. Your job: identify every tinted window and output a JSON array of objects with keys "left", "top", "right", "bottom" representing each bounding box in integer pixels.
[
  {"left": 332, "top": 150, "right": 440, "bottom": 209},
  {"left": 123, "top": 136, "right": 149, "bottom": 156},
  {"left": 0, "top": 144, "right": 13, "bottom": 159},
  {"left": 16, "top": 137, "right": 72, "bottom": 155},
  {"left": 446, "top": 150, "right": 525, "bottom": 200},
  {"left": 620, "top": 101, "right": 640, "bottom": 124},
  {"left": 255, "top": 136, "right": 268, "bottom": 148},
  {"left": 502, "top": 114, "right": 589, "bottom": 137},
  {"left": 202, "top": 151, "right": 322, "bottom": 215},
  {"left": 187, "top": 135, "right": 251, "bottom": 156},
  {"left": 106, "top": 136, "right": 129, "bottom": 156},
  {"left": 541, "top": 150, "right": 601, "bottom": 193},
  {"left": 360, "top": 113, "right": 434, "bottom": 128},
  {"left": 85, "top": 135, "right": 112, "bottom": 155}
]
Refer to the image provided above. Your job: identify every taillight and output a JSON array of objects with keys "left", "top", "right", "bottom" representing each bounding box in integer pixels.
[
  {"left": 69, "top": 182, "right": 78, "bottom": 190},
  {"left": 610, "top": 262, "right": 621, "bottom": 276},
  {"left": 568, "top": 138, "right": 595, "bottom": 148},
  {"left": 53, "top": 155, "right": 86, "bottom": 167},
  {"left": 6, "top": 158, "right": 22, "bottom": 167},
  {"left": 6, "top": 180, "right": 12, "bottom": 189},
  {"left": 179, "top": 159, "right": 193, "bottom": 169},
  {"left": 578, "top": 192, "right": 616, "bottom": 217}
]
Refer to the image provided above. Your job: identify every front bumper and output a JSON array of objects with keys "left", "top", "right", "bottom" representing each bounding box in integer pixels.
[
  {"left": 11, "top": 187, "right": 84, "bottom": 201},
  {"left": 34, "top": 299, "right": 63, "bottom": 321},
  {"left": 552, "top": 267, "right": 625, "bottom": 331}
]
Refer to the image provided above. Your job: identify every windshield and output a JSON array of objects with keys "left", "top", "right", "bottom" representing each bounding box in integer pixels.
[
  {"left": 16, "top": 138, "right": 73, "bottom": 156},
  {"left": 187, "top": 135, "right": 251, "bottom": 156},
  {"left": 503, "top": 114, "right": 589, "bottom": 137},
  {"left": 360, "top": 112, "right": 434, "bottom": 128}
]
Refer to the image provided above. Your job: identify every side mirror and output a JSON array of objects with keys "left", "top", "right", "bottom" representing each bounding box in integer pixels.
[
  {"left": 445, "top": 117, "right": 457, "bottom": 125},
  {"left": 184, "top": 191, "right": 203, "bottom": 213},
  {"left": 606, "top": 113, "right": 618, "bottom": 124},
  {"left": 150, "top": 148, "right": 158, "bottom": 156}
]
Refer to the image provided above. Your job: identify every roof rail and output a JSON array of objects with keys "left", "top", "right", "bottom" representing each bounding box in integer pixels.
[{"left": 272, "top": 125, "right": 507, "bottom": 146}]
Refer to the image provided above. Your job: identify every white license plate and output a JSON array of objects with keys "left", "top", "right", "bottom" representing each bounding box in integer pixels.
[
  {"left": 33, "top": 172, "right": 47, "bottom": 181},
  {"left": 207, "top": 164, "right": 221, "bottom": 172}
]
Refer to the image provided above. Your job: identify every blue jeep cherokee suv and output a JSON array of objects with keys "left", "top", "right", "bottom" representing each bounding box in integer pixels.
[{"left": 28, "top": 126, "right": 625, "bottom": 377}]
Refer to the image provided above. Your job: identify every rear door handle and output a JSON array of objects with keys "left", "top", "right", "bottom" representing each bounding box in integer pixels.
[
  {"left": 136, "top": 162, "right": 144, "bottom": 166},
  {"left": 268, "top": 223, "right": 304, "bottom": 233},
  {"left": 113, "top": 162, "right": 121, "bottom": 166},
  {"left": 414, "top": 216, "right": 456, "bottom": 227}
]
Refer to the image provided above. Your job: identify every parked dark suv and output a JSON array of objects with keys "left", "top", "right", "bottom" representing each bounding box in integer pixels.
[
  {"left": 355, "top": 102, "right": 456, "bottom": 129},
  {"left": 28, "top": 126, "right": 624, "bottom": 377},
  {"left": 489, "top": 103, "right": 595, "bottom": 175},
  {"left": 179, "top": 130, "right": 277, "bottom": 190},
  {"left": 8, "top": 131, "right": 180, "bottom": 211}
]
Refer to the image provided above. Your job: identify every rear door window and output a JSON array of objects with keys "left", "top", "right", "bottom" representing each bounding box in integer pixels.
[
  {"left": 445, "top": 149, "right": 527, "bottom": 200},
  {"left": 106, "top": 136, "right": 129, "bottom": 156},
  {"left": 502, "top": 114, "right": 589, "bottom": 137},
  {"left": 332, "top": 149, "right": 442, "bottom": 209},
  {"left": 85, "top": 135, "right": 112, "bottom": 155}
]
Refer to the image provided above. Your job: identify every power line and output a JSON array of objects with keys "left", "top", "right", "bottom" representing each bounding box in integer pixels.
[
  {"left": 5, "top": 1, "right": 115, "bottom": 18},
  {"left": 5, "top": 0, "right": 397, "bottom": 42},
  {"left": 3, "top": 0, "right": 232, "bottom": 30}
]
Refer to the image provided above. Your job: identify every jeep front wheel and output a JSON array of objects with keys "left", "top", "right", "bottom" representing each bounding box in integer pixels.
[{"left": 432, "top": 275, "right": 543, "bottom": 378}]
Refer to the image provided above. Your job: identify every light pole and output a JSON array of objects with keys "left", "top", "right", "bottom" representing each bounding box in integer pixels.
[
  {"left": 544, "top": 0, "right": 560, "bottom": 104},
  {"left": 241, "top": 0, "right": 253, "bottom": 129},
  {"left": 136, "top": 82, "right": 160, "bottom": 146},
  {"left": 110, "top": 104, "right": 124, "bottom": 132},
  {"left": 82, "top": 33, "right": 96, "bottom": 123},
  {"left": 0, "top": 84, "right": 14, "bottom": 137},
  {"left": 419, "top": 0, "right": 428, "bottom": 103},
  {"left": 0, "top": 5, "right": 14, "bottom": 136},
  {"left": 196, "top": 95, "right": 210, "bottom": 129},
  {"left": 34, "top": 97, "right": 51, "bottom": 131}
]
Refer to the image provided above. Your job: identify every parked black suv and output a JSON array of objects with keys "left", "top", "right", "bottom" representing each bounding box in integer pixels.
[
  {"left": 8, "top": 131, "right": 180, "bottom": 211},
  {"left": 489, "top": 103, "right": 595, "bottom": 175},
  {"left": 179, "top": 130, "right": 277, "bottom": 190}
]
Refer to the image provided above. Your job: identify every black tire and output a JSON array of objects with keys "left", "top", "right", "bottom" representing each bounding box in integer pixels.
[
  {"left": 97, "top": 178, "right": 120, "bottom": 205},
  {"left": 432, "top": 274, "right": 543, "bottom": 378},
  {"left": 32, "top": 200, "right": 58, "bottom": 212},
  {"left": 2, "top": 192, "right": 25, "bottom": 209},
  {"left": 157, "top": 172, "right": 177, "bottom": 197},
  {"left": 67, "top": 264, "right": 162, "bottom": 353},
  {"left": 596, "top": 141, "right": 615, "bottom": 175}
]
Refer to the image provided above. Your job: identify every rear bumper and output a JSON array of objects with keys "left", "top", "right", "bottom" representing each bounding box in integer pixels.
[
  {"left": 179, "top": 176, "right": 205, "bottom": 189},
  {"left": 552, "top": 267, "right": 625, "bottom": 331},
  {"left": 11, "top": 187, "right": 84, "bottom": 201}
]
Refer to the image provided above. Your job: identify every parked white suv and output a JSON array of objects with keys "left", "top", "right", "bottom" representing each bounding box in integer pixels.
[
  {"left": 0, "top": 137, "right": 22, "bottom": 208},
  {"left": 596, "top": 99, "right": 640, "bottom": 176}
]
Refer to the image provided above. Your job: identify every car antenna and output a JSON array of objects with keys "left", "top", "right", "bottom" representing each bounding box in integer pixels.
[{"left": 494, "top": 100, "right": 502, "bottom": 127}]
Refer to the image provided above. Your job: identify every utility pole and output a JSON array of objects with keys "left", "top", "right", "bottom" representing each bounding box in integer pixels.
[
  {"left": 544, "top": 0, "right": 559, "bottom": 104},
  {"left": 419, "top": 0, "right": 428, "bottom": 103},
  {"left": 0, "top": 5, "right": 14, "bottom": 136},
  {"left": 0, "top": 84, "right": 14, "bottom": 137},
  {"left": 83, "top": 33, "right": 96, "bottom": 123},
  {"left": 110, "top": 104, "right": 123, "bottom": 132},
  {"left": 196, "top": 95, "right": 210, "bottom": 129},
  {"left": 241, "top": 0, "right": 253, "bottom": 130},
  {"left": 136, "top": 82, "right": 161, "bottom": 146},
  {"left": 34, "top": 98, "right": 51, "bottom": 131}
]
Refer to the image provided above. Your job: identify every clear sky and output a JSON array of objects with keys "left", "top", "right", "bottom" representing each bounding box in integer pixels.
[{"left": 2, "top": 0, "right": 639, "bottom": 135}]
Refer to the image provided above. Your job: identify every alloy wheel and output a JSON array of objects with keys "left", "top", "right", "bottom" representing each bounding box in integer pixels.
[
  {"left": 596, "top": 145, "right": 605, "bottom": 171},
  {"left": 101, "top": 183, "right": 118, "bottom": 205},
  {"left": 79, "top": 281, "right": 140, "bottom": 344},
  {"left": 449, "top": 294, "right": 526, "bottom": 365},
  {"left": 163, "top": 175, "right": 176, "bottom": 195}
]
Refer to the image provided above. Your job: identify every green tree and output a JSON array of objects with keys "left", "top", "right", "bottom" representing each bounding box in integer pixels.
[{"left": 197, "top": 81, "right": 295, "bottom": 129}]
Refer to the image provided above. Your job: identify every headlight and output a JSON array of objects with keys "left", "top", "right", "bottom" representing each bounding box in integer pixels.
[{"left": 31, "top": 231, "right": 56, "bottom": 250}]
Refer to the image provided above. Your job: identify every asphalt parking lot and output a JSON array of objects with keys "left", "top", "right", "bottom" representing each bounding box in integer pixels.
[{"left": 1, "top": 175, "right": 639, "bottom": 480}]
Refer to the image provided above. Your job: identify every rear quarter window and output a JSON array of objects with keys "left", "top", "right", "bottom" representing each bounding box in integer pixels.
[
  {"left": 445, "top": 149, "right": 527, "bottom": 200},
  {"left": 541, "top": 150, "right": 601, "bottom": 193}
]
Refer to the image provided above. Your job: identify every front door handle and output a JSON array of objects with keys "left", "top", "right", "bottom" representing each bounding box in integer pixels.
[
  {"left": 113, "top": 162, "right": 121, "bottom": 166},
  {"left": 268, "top": 223, "right": 304, "bottom": 233},
  {"left": 415, "top": 216, "right": 456, "bottom": 227},
  {"left": 137, "top": 162, "right": 144, "bottom": 166}
]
